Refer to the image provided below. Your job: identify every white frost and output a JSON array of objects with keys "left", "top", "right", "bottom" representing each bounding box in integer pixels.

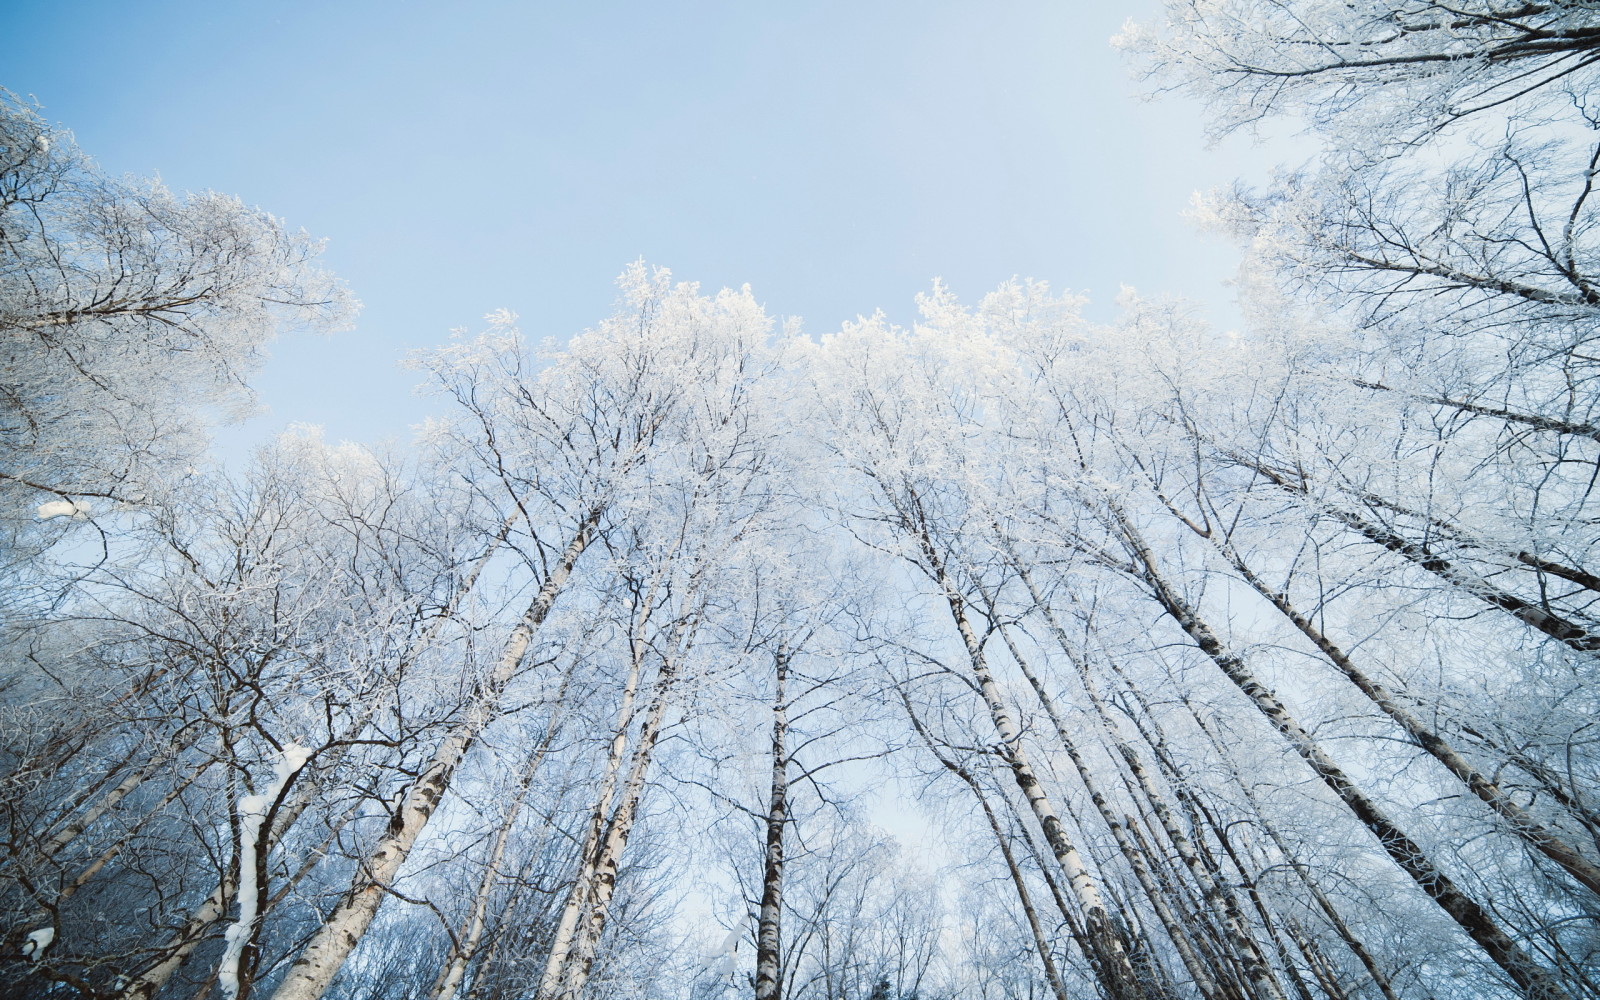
[
  {"left": 22, "top": 926, "right": 53, "bottom": 962},
  {"left": 217, "top": 744, "right": 313, "bottom": 1000}
]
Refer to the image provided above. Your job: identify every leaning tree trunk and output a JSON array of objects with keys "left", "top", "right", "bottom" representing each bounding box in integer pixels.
[
  {"left": 1114, "top": 511, "right": 1574, "bottom": 1000},
  {"left": 539, "top": 546, "right": 715, "bottom": 1000},
  {"left": 902, "top": 695, "right": 1072, "bottom": 1000},
  {"left": 531, "top": 680, "right": 639, "bottom": 993},
  {"left": 1350, "top": 378, "right": 1600, "bottom": 449},
  {"left": 1003, "top": 554, "right": 1283, "bottom": 1000},
  {"left": 110, "top": 507, "right": 533, "bottom": 1000},
  {"left": 431, "top": 683, "right": 568, "bottom": 1000},
  {"left": 12, "top": 753, "right": 213, "bottom": 965},
  {"left": 1194, "top": 520, "right": 1600, "bottom": 900},
  {"left": 1228, "top": 452, "right": 1600, "bottom": 655},
  {"left": 908, "top": 521, "right": 1146, "bottom": 1000},
  {"left": 1187, "top": 787, "right": 1315, "bottom": 1000},
  {"left": 986, "top": 614, "right": 1228, "bottom": 1000},
  {"left": 268, "top": 508, "right": 600, "bottom": 1000},
  {"left": 998, "top": 780, "right": 1102, "bottom": 986},
  {"left": 1174, "top": 687, "right": 1407, "bottom": 1000},
  {"left": 540, "top": 637, "right": 688, "bottom": 1000},
  {"left": 535, "top": 569, "right": 671, "bottom": 999}
]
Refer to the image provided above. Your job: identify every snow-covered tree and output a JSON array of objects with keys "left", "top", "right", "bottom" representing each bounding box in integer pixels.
[{"left": 0, "top": 92, "right": 353, "bottom": 587}]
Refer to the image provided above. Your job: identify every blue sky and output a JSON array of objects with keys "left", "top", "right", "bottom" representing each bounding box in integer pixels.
[{"left": 7, "top": 1, "right": 1281, "bottom": 448}]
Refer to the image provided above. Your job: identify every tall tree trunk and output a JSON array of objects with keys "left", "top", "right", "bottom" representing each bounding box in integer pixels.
[
  {"left": 1005, "top": 554, "right": 1283, "bottom": 1000},
  {"left": 541, "top": 642, "right": 686, "bottom": 1000},
  {"left": 535, "top": 571, "right": 668, "bottom": 999},
  {"left": 1004, "top": 788, "right": 1104, "bottom": 991},
  {"left": 112, "top": 506, "right": 531, "bottom": 1000},
  {"left": 986, "top": 614, "right": 1226, "bottom": 1000},
  {"left": 1283, "top": 919, "right": 1348, "bottom": 1000},
  {"left": 431, "top": 687, "right": 568, "bottom": 1000},
  {"left": 901, "top": 692, "right": 1072, "bottom": 1000},
  {"left": 115, "top": 781, "right": 373, "bottom": 1000},
  {"left": 1114, "top": 511, "right": 1574, "bottom": 1000},
  {"left": 539, "top": 582, "right": 706, "bottom": 1000},
  {"left": 754, "top": 645, "right": 790, "bottom": 1000},
  {"left": 1188, "top": 792, "right": 1314, "bottom": 1000},
  {"left": 1177, "top": 693, "right": 1406, "bottom": 1000},
  {"left": 1195, "top": 523, "right": 1600, "bottom": 900},
  {"left": 32, "top": 747, "right": 172, "bottom": 868},
  {"left": 268, "top": 508, "right": 600, "bottom": 1000},
  {"left": 17, "top": 756, "right": 212, "bottom": 953},
  {"left": 908, "top": 522, "right": 1145, "bottom": 1000}
]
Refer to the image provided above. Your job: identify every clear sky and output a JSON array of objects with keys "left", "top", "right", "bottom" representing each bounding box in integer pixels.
[{"left": 6, "top": 1, "right": 1283, "bottom": 449}]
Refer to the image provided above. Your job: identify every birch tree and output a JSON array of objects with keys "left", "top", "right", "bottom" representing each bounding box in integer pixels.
[
  {"left": 268, "top": 266, "right": 778, "bottom": 1000},
  {"left": 801, "top": 308, "right": 1154, "bottom": 1000},
  {"left": 0, "top": 91, "right": 353, "bottom": 584}
]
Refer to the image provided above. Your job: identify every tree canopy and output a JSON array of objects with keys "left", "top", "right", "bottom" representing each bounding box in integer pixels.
[{"left": 4, "top": 5, "right": 1600, "bottom": 1000}]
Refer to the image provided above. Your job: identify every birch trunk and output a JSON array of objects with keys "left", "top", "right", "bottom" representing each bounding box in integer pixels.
[
  {"left": 430, "top": 697, "right": 566, "bottom": 1000},
  {"left": 542, "top": 632, "right": 689, "bottom": 1000},
  {"left": 60, "top": 760, "right": 207, "bottom": 900},
  {"left": 35, "top": 752, "right": 165, "bottom": 865},
  {"left": 1189, "top": 793, "right": 1314, "bottom": 1000},
  {"left": 1206, "top": 531, "right": 1600, "bottom": 899},
  {"left": 535, "top": 569, "right": 669, "bottom": 999},
  {"left": 268, "top": 508, "right": 600, "bottom": 1000},
  {"left": 1115, "top": 513, "right": 1574, "bottom": 1000},
  {"left": 988, "top": 616, "right": 1225, "bottom": 1000},
  {"left": 1179, "top": 692, "right": 1407, "bottom": 1000},
  {"left": 1000, "top": 778, "right": 1113, "bottom": 996},
  {"left": 458, "top": 831, "right": 560, "bottom": 1000},
  {"left": 110, "top": 505, "right": 529, "bottom": 1000},
  {"left": 1281, "top": 920, "right": 1342, "bottom": 1000},
  {"left": 1004, "top": 555, "right": 1282, "bottom": 1000},
  {"left": 754, "top": 645, "right": 789, "bottom": 1000},
  {"left": 1313, "top": 485, "right": 1600, "bottom": 598},
  {"left": 909, "top": 526, "right": 1145, "bottom": 1000},
  {"left": 29, "top": 742, "right": 145, "bottom": 847},
  {"left": 12, "top": 757, "right": 215, "bottom": 968},
  {"left": 115, "top": 784, "right": 368, "bottom": 1000},
  {"left": 962, "top": 769, "right": 1074, "bottom": 1000},
  {"left": 902, "top": 695, "right": 1070, "bottom": 1000}
]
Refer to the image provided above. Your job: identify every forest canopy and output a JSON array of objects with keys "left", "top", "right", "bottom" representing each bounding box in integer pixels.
[{"left": 3, "top": 3, "right": 1599, "bottom": 1000}]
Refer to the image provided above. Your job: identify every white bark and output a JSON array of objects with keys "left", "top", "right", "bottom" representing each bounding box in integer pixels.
[
  {"left": 1117, "top": 511, "right": 1573, "bottom": 1000},
  {"left": 430, "top": 705, "right": 564, "bottom": 1000},
  {"left": 540, "top": 611, "right": 700, "bottom": 1000},
  {"left": 753, "top": 645, "right": 789, "bottom": 1000},
  {"left": 987, "top": 611, "right": 1230, "bottom": 1000},
  {"left": 268, "top": 509, "right": 599, "bottom": 1000},
  {"left": 911, "top": 524, "right": 1144, "bottom": 1000},
  {"left": 535, "top": 566, "right": 670, "bottom": 997},
  {"left": 1005, "top": 556, "right": 1284, "bottom": 1000}
]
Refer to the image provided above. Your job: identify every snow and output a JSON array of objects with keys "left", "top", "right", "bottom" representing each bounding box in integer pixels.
[
  {"left": 217, "top": 744, "right": 312, "bottom": 999},
  {"left": 278, "top": 744, "right": 314, "bottom": 777},
  {"left": 35, "top": 499, "right": 90, "bottom": 520},
  {"left": 22, "top": 926, "right": 53, "bottom": 962},
  {"left": 706, "top": 911, "right": 750, "bottom": 979}
]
